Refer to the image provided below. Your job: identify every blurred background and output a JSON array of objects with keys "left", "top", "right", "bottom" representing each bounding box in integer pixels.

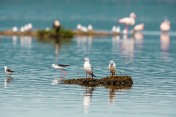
[{"left": 0, "top": 0, "right": 176, "bottom": 32}]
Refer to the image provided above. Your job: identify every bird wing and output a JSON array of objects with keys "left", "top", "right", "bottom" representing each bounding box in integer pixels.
[
  {"left": 90, "top": 64, "right": 93, "bottom": 70},
  {"left": 57, "top": 64, "right": 70, "bottom": 67},
  {"left": 118, "top": 17, "right": 129, "bottom": 23},
  {"left": 6, "top": 69, "right": 14, "bottom": 72}
]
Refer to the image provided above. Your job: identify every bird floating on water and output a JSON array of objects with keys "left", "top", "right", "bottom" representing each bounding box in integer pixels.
[
  {"left": 4, "top": 66, "right": 14, "bottom": 77},
  {"left": 83, "top": 58, "right": 96, "bottom": 78},
  {"left": 133, "top": 23, "right": 145, "bottom": 32},
  {"left": 109, "top": 61, "right": 116, "bottom": 76},
  {"left": 160, "top": 19, "right": 171, "bottom": 33},
  {"left": 118, "top": 12, "right": 136, "bottom": 32},
  {"left": 51, "top": 64, "right": 69, "bottom": 77}
]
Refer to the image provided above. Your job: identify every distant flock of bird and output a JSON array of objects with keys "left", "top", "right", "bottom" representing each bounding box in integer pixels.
[
  {"left": 76, "top": 12, "right": 171, "bottom": 34},
  {"left": 11, "top": 12, "right": 171, "bottom": 35},
  {"left": 2, "top": 58, "right": 116, "bottom": 79},
  {"left": 12, "top": 23, "right": 33, "bottom": 33}
]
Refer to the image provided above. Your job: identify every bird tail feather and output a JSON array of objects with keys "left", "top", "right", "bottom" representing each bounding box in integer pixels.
[{"left": 90, "top": 73, "right": 96, "bottom": 78}]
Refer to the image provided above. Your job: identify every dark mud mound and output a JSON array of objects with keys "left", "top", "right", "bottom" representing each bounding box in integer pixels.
[{"left": 64, "top": 75, "right": 133, "bottom": 87}]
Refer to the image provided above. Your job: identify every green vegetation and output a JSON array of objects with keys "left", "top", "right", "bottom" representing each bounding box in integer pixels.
[{"left": 37, "top": 27, "right": 74, "bottom": 38}]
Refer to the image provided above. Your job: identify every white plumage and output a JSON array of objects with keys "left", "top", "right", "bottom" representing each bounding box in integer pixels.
[
  {"left": 112, "top": 26, "right": 116, "bottom": 33},
  {"left": 4, "top": 66, "right": 14, "bottom": 77},
  {"left": 109, "top": 61, "right": 116, "bottom": 76},
  {"left": 133, "top": 23, "right": 145, "bottom": 32},
  {"left": 88, "top": 25, "right": 93, "bottom": 31},
  {"left": 51, "top": 64, "right": 69, "bottom": 77},
  {"left": 160, "top": 20, "right": 171, "bottom": 32},
  {"left": 118, "top": 12, "right": 136, "bottom": 31},
  {"left": 77, "top": 24, "right": 82, "bottom": 30},
  {"left": 12, "top": 26, "right": 18, "bottom": 32},
  {"left": 83, "top": 58, "right": 96, "bottom": 78}
]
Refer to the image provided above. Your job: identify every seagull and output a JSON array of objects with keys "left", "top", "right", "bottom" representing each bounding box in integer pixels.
[
  {"left": 83, "top": 58, "right": 96, "bottom": 78},
  {"left": 12, "top": 26, "right": 18, "bottom": 32},
  {"left": 160, "top": 20, "right": 171, "bottom": 33},
  {"left": 20, "top": 26, "right": 25, "bottom": 32},
  {"left": 4, "top": 66, "right": 14, "bottom": 77},
  {"left": 53, "top": 19, "right": 61, "bottom": 33},
  {"left": 81, "top": 26, "right": 88, "bottom": 32},
  {"left": 112, "top": 26, "right": 116, "bottom": 33},
  {"left": 118, "top": 12, "right": 136, "bottom": 31},
  {"left": 109, "top": 61, "right": 116, "bottom": 76},
  {"left": 51, "top": 64, "right": 69, "bottom": 77},
  {"left": 27, "top": 23, "right": 33, "bottom": 31},
  {"left": 88, "top": 25, "right": 93, "bottom": 31},
  {"left": 77, "top": 24, "right": 82, "bottom": 31}
]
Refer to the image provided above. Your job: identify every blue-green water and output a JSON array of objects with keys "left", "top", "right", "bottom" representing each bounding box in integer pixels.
[
  {"left": 0, "top": 35, "right": 176, "bottom": 117},
  {"left": 0, "top": 0, "right": 176, "bottom": 31},
  {"left": 0, "top": 0, "right": 176, "bottom": 117}
]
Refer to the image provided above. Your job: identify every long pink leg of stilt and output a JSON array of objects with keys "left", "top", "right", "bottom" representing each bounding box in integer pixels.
[
  {"left": 125, "top": 25, "right": 129, "bottom": 31},
  {"left": 63, "top": 69, "right": 66, "bottom": 77},
  {"left": 60, "top": 70, "right": 62, "bottom": 78}
]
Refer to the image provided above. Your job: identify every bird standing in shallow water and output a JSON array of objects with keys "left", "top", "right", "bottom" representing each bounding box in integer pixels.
[
  {"left": 83, "top": 58, "right": 96, "bottom": 78},
  {"left": 118, "top": 12, "right": 136, "bottom": 32},
  {"left": 109, "top": 61, "right": 116, "bottom": 76},
  {"left": 4, "top": 66, "right": 14, "bottom": 77},
  {"left": 51, "top": 64, "right": 69, "bottom": 77}
]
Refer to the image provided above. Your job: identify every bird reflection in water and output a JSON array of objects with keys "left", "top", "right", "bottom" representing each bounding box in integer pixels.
[
  {"left": 160, "top": 33, "right": 170, "bottom": 61},
  {"left": 112, "top": 35, "right": 120, "bottom": 49},
  {"left": 107, "top": 86, "right": 132, "bottom": 111},
  {"left": 51, "top": 77, "right": 64, "bottom": 85},
  {"left": 132, "top": 32, "right": 144, "bottom": 50},
  {"left": 12, "top": 36, "right": 17, "bottom": 46},
  {"left": 4, "top": 76, "right": 13, "bottom": 88},
  {"left": 83, "top": 87, "right": 94, "bottom": 113},
  {"left": 55, "top": 39, "right": 60, "bottom": 63},
  {"left": 120, "top": 38, "right": 134, "bottom": 62},
  {"left": 77, "top": 36, "right": 87, "bottom": 48},
  {"left": 160, "top": 33, "right": 170, "bottom": 51},
  {"left": 108, "top": 88, "right": 116, "bottom": 106},
  {"left": 88, "top": 36, "right": 93, "bottom": 49},
  {"left": 20, "top": 36, "right": 32, "bottom": 48}
]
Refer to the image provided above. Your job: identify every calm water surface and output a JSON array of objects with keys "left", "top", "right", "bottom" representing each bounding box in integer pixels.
[
  {"left": 0, "top": 35, "right": 176, "bottom": 117},
  {"left": 1, "top": 0, "right": 176, "bottom": 116}
]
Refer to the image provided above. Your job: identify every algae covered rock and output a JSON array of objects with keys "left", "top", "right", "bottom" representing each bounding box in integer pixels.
[{"left": 64, "top": 75, "right": 133, "bottom": 88}]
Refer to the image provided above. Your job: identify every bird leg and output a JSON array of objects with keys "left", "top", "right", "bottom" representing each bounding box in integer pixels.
[
  {"left": 86, "top": 73, "right": 87, "bottom": 79},
  {"left": 63, "top": 69, "right": 66, "bottom": 77},
  {"left": 89, "top": 74, "right": 90, "bottom": 78},
  {"left": 60, "top": 70, "right": 62, "bottom": 78},
  {"left": 125, "top": 25, "right": 129, "bottom": 31}
]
